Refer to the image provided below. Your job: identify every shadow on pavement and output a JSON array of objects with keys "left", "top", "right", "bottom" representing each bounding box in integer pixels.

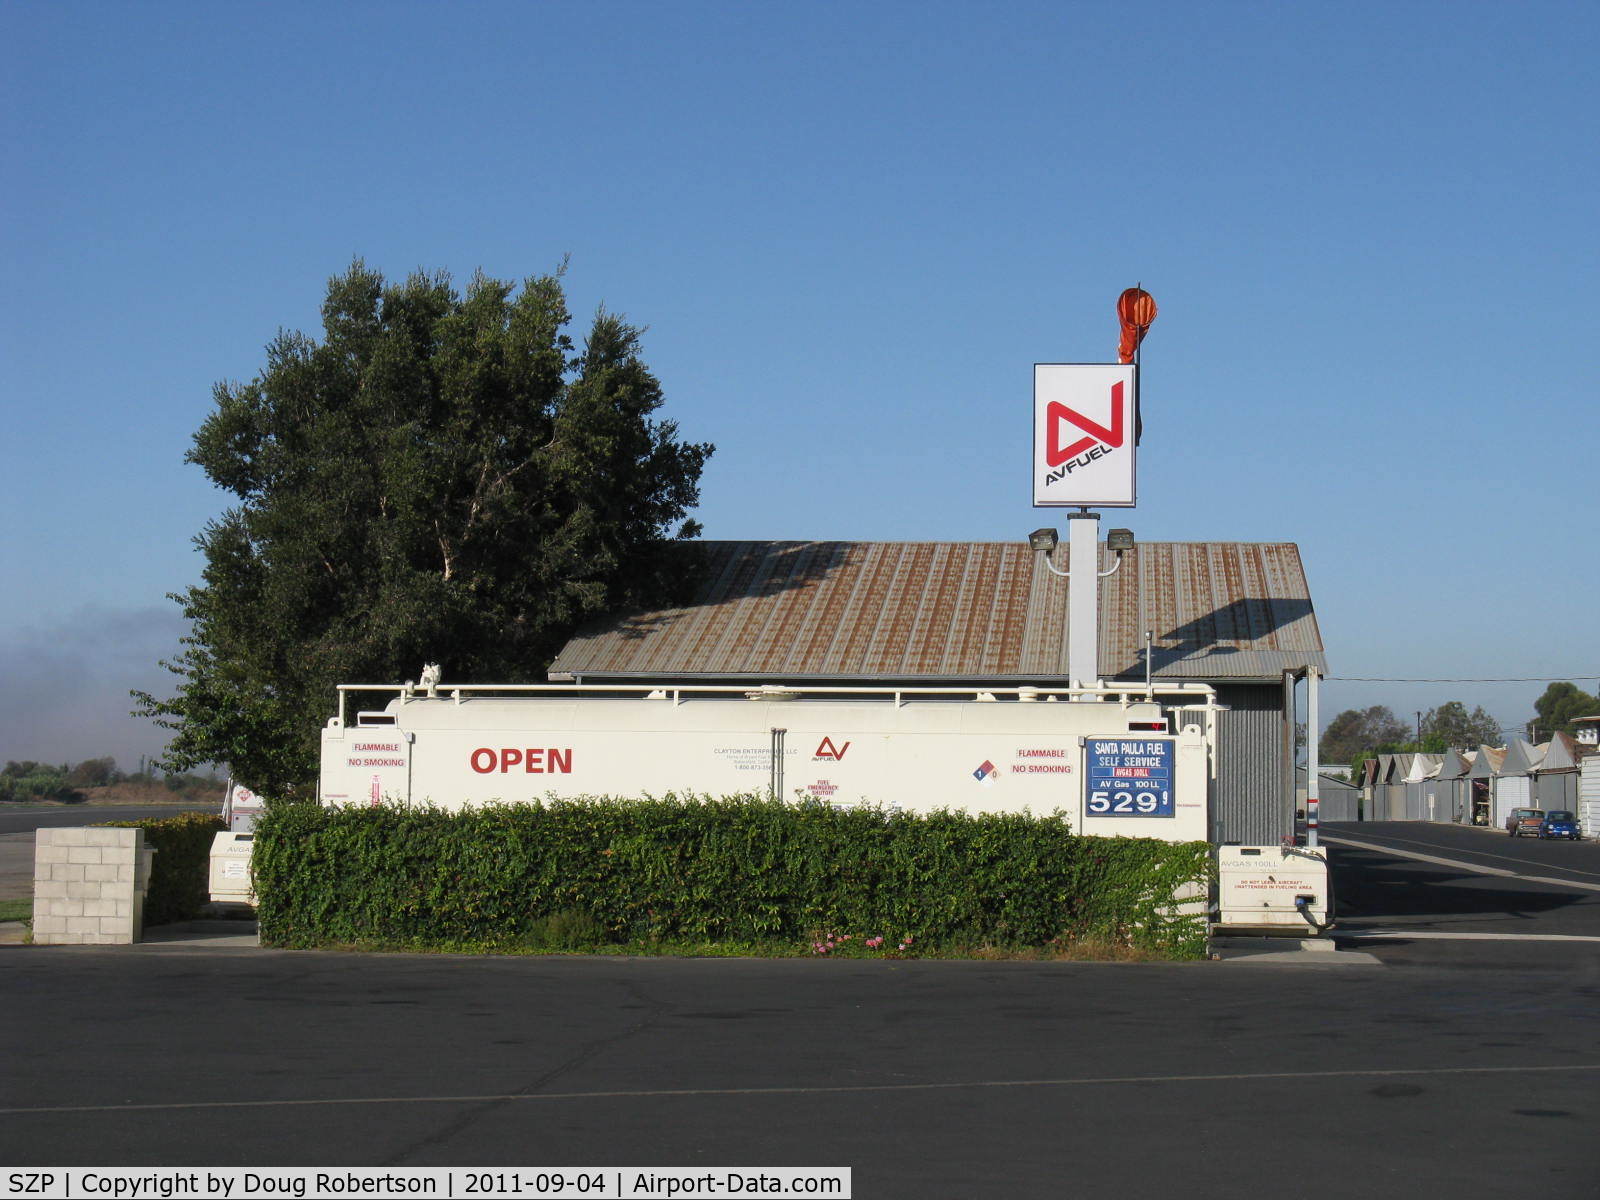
[
  {"left": 141, "top": 918, "right": 261, "bottom": 947},
  {"left": 1330, "top": 844, "right": 1588, "bottom": 923}
]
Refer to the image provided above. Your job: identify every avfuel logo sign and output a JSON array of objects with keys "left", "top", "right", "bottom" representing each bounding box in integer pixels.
[
  {"left": 1033, "top": 364, "right": 1137, "bottom": 507},
  {"left": 814, "top": 737, "right": 850, "bottom": 761}
]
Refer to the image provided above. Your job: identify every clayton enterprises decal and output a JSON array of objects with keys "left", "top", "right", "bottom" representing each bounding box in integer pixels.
[{"left": 1033, "top": 363, "right": 1137, "bottom": 507}]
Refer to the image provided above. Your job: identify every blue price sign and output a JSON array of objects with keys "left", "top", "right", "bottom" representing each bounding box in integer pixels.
[{"left": 1085, "top": 739, "right": 1174, "bottom": 817}]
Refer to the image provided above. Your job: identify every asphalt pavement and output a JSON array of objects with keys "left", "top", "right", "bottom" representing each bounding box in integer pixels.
[
  {"left": 1324, "top": 819, "right": 1600, "bottom": 889},
  {"left": 0, "top": 804, "right": 214, "bottom": 903},
  {"left": 1322, "top": 820, "right": 1600, "bottom": 943},
  {"left": 1, "top": 820, "right": 1597, "bottom": 1197},
  {"left": 2, "top": 939, "right": 1598, "bottom": 1196}
]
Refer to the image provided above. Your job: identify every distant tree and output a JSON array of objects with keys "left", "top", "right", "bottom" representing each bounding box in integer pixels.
[
  {"left": 135, "top": 262, "right": 714, "bottom": 797},
  {"left": 0, "top": 762, "right": 80, "bottom": 804},
  {"left": 1319, "top": 705, "right": 1410, "bottom": 765},
  {"left": 1420, "top": 701, "right": 1501, "bottom": 750},
  {"left": 1347, "top": 734, "right": 1426, "bottom": 787},
  {"left": 65, "top": 757, "right": 119, "bottom": 789},
  {"left": 1416, "top": 731, "right": 1448, "bottom": 754},
  {"left": 1527, "top": 682, "right": 1600, "bottom": 739}
]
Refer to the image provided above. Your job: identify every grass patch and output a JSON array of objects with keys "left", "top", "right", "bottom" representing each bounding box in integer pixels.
[{"left": 0, "top": 898, "right": 32, "bottom": 923}]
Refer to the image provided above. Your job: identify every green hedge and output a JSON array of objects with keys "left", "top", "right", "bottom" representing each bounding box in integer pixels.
[
  {"left": 254, "top": 797, "right": 1211, "bottom": 957},
  {"left": 103, "top": 812, "right": 227, "bottom": 926}
]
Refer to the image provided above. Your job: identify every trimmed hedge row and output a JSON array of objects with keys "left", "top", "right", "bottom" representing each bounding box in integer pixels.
[
  {"left": 103, "top": 811, "right": 227, "bottom": 926},
  {"left": 255, "top": 796, "right": 1211, "bottom": 957}
]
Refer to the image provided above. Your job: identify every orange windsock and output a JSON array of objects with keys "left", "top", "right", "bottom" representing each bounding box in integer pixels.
[{"left": 1117, "top": 287, "right": 1157, "bottom": 364}]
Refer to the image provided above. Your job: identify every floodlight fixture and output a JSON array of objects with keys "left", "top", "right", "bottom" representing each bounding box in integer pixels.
[{"left": 1028, "top": 527, "right": 1059, "bottom": 554}]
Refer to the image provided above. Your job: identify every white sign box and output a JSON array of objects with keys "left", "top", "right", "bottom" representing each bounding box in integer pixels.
[{"left": 1033, "top": 363, "right": 1137, "bottom": 507}]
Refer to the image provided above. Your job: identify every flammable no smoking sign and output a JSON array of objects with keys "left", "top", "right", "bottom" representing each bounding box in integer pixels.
[{"left": 1032, "top": 363, "right": 1137, "bottom": 507}]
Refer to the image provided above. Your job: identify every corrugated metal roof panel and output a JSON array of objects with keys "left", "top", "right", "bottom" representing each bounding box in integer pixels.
[
  {"left": 1469, "top": 746, "right": 1507, "bottom": 777},
  {"left": 549, "top": 540, "right": 1328, "bottom": 683}
]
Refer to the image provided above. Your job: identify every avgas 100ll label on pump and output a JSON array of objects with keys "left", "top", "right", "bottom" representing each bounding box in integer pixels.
[{"left": 1084, "top": 738, "right": 1175, "bottom": 818}]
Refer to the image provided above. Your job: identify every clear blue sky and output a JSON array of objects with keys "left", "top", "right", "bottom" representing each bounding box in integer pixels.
[{"left": 4, "top": 1, "right": 1596, "bottom": 767}]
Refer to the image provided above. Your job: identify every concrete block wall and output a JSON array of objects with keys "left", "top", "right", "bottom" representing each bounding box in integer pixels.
[{"left": 32, "top": 827, "right": 153, "bottom": 945}]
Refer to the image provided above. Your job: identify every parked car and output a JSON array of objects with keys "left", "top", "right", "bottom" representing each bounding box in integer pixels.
[
  {"left": 1506, "top": 807, "right": 1545, "bottom": 837},
  {"left": 1538, "top": 810, "right": 1581, "bottom": 840}
]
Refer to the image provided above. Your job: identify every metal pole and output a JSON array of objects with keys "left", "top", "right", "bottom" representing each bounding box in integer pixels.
[
  {"left": 1067, "top": 511, "right": 1101, "bottom": 688},
  {"left": 770, "top": 728, "right": 786, "bottom": 799},
  {"left": 1307, "top": 669, "right": 1320, "bottom": 848},
  {"left": 1283, "top": 671, "right": 1296, "bottom": 843}
]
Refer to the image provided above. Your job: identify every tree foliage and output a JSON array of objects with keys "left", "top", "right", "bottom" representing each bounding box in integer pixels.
[
  {"left": 1420, "top": 701, "right": 1501, "bottom": 751},
  {"left": 136, "top": 262, "right": 713, "bottom": 796},
  {"left": 1528, "top": 681, "right": 1600, "bottom": 738},
  {"left": 65, "top": 756, "right": 119, "bottom": 789},
  {"left": 1318, "top": 705, "right": 1410, "bottom": 764},
  {"left": 0, "top": 763, "right": 82, "bottom": 804}
]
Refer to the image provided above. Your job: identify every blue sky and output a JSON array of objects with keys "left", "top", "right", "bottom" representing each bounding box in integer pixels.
[{"left": 3, "top": 1, "right": 1596, "bottom": 766}]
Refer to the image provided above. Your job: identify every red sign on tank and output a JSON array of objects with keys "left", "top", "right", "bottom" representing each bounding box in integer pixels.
[{"left": 470, "top": 747, "right": 574, "bottom": 774}]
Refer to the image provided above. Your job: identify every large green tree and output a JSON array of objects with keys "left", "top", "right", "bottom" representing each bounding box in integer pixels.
[
  {"left": 1318, "top": 705, "right": 1409, "bottom": 765},
  {"left": 1420, "top": 701, "right": 1502, "bottom": 750},
  {"left": 137, "top": 263, "right": 713, "bottom": 795},
  {"left": 1527, "top": 681, "right": 1600, "bottom": 739}
]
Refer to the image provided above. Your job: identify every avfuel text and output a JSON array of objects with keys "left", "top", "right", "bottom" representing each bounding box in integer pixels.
[{"left": 1042, "top": 440, "right": 1114, "bottom": 483}]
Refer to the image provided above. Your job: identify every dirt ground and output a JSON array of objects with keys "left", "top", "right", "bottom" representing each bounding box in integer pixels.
[{"left": 79, "top": 781, "right": 226, "bottom": 806}]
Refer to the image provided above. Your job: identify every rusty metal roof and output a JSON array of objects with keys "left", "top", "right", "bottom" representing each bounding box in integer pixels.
[{"left": 549, "top": 540, "right": 1327, "bottom": 684}]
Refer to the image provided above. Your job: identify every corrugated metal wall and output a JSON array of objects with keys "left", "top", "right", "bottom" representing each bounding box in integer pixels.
[
  {"left": 1435, "top": 779, "right": 1470, "bottom": 823},
  {"left": 1382, "top": 784, "right": 1407, "bottom": 820},
  {"left": 1316, "top": 784, "right": 1360, "bottom": 822},
  {"left": 1212, "top": 684, "right": 1289, "bottom": 843},
  {"left": 1581, "top": 759, "right": 1600, "bottom": 839},
  {"left": 1422, "top": 780, "right": 1447, "bottom": 822},
  {"left": 1535, "top": 772, "right": 1578, "bottom": 811},
  {"left": 1296, "top": 768, "right": 1359, "bottom": 821},
  {"left": 1494, "top": 775, "right": 1531, "bottom": 826},
  {"left": 1403, "top": 781, "right": 1426, "bottom": 820}
]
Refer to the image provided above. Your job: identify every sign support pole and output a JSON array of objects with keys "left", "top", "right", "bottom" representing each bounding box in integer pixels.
[{"left": 1068, "top": 510, "right": 1100, "bottom": 688}]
